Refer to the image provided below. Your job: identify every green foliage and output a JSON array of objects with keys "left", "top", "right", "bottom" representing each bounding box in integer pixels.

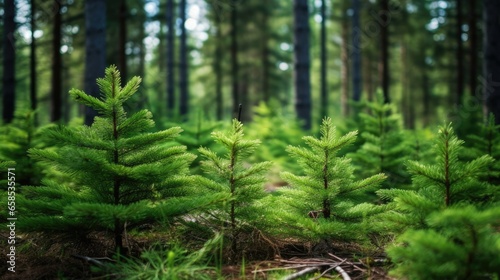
[
  {"left": 350, "top": 93, "right": 411, "bottom": 189},
  {"left": 388, "top": 205, "right": 500, "bottom": 279},
  {"left": 377, "top": 123, "right": 494, "bottom": 231},
  {"left": 105, "top": 235, "right": 222, "bottom": 280},
  {"left": 21, "top": 66, "right": 215, "bottom": 250},
  {"left": 172, "top": 113, "right": 224, "bottom": 174},
  {"left": 0, "top": 160, "right": 16, "bottom": 203},
  {"left": 464, "top": 114, "right": 500, "bottom": 199},
  {"left": 0, "top": 110, "right": 50, "bottom": 186},
  {"left": 273, "top": 117, "right": 386, "bottom": 242},
  {"left": 197, "top": 119, "right": 272, "bottom": 260},
  {"left": 247, "top": 102, "right": 305, "bottom": 176}
]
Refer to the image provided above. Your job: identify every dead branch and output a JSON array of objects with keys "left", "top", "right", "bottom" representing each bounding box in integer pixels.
[
  {"left": 283, "top": 266, "right": 320, "bottom": 280},
  {"left": 334, "top": 265, "right": 352, "bottom": 280},
  {"left": 71, "top": 254, "right": 115, "bottom": 267}
]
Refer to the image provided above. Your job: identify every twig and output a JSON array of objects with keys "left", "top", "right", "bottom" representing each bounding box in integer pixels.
[
  {"left": 252, "top": 264, "right": 313, "bottom": 273},
  {"left": 71, "top": 254, "right": 116, "bottom": 267},
  {"left": 312, "top": 259, "right": 346, "bottom": 280},
  {"left": 334, "top": 265, "right": 352, "bottom": 280},
  {"left": 328, "top": 253, "right": 364, "bottom": 272},
  {"left": 283, "top": 266, "right": 320, "bottom": 280}
]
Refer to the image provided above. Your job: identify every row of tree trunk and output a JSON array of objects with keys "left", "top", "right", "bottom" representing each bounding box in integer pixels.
[{"left": 1, "top": 1, "right": 499, "bottom": 126}]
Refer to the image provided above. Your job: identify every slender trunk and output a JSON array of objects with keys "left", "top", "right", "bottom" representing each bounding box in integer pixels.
[
  {"left": 2, "top": 0, "right": 15, "bottom": 124},
  {"left": 444, "top": 136, "right": 451, "bottom": 206},
  {"left": 293, "top": 0, "right": 311, "bottom": 130},
  {"left": 340, "top": 6, "right": 349, "bottom": 117},
  {"left": 179, "top": 0, "right": 189, "bottom": 119},
  {"left": 468, "top": 0, "right": 478, "bottom": 97},
  {"left": 456, "top": 0, "right": 464, "bottom": 105},
  {"left": 422, "top": 69, "right": 432, "bottom": 126},
  {"left": 322, "top": 150, "right": 330, "bottom": 219},
  {"left": 320, "top": 0, "right": 328, "bottom": 119},
  {"left": 231, "top": 0, "right": 239, "bottom": 116},
  {"left": 401, "top": 38, "right": 414, "bottom": 129},
  {"left": 261, "top": 10, "right": 270, "bottom": 102},
  {"left": 166, "top": 0, "right": 175, "bottom": 115},
  {"left": 483, "top": 0, "right": 500, "bottom": 123},
  {"left": 118, "top": 0, "right": 127, "bottom": 82},
  {"left": 215, "top": 17, "right": 223, "bottom": 120},
  {"left": 239, "top": 79, "right": 250, "bottom": 122},
  {"left": 229, "top": 143, "right": 237, "bottom": 261},
  {"left": 351, "top": 0, "right": 362, "bottom": 102},
  {"left": 364, "top": 56, "right": 374, "bottom": 102},
  {"left": 112, "top": 74, "right": 123, "bottom": 252},
  {"left": 138, "top": 13, "right": 147, "bottom": 109},
  {"left": 84, "top": 0, "right": 106, "bottom": 125},
  {"left": 379, "top": 0, "right": 390, "bottom": 104},
  {"left": 30, "top": 0, "right": 37, "bottom": 115},
  {"left": 51, "top": 0, "right": 62, "bottom": 122}
]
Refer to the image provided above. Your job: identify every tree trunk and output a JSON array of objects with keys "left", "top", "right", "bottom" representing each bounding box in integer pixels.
[
  {"left": 30, "top": 0, "right": 37, "bottom": 115},
  {"left": 351, "top": 0, "right": 362, "bottom": 102},
  {"left": 166, "top": 0, "right": 175, "bottom": 115},
  {"left": 179, "top": 0, "right": 189, "bottom": 119},
  {"left": 214, "top": 15, "right": 223, "bottom": 120},
  {"left": 379, "top": 0, "right": 390, "bottom": 104},
  {"left": 401, "top": 38, "right": 414, "bottom": 129},
  {"left": 340, "top": 4, "right": 349, "bottom": 117},
  {"left": 2, "top": 0, "right": 16, "bottom": 124},
  {"left": 231, "top": 0, "right": 240, "bottom": 117},
  {"left": 51, "top": 0, "right": 62, "bottom": 122},
  {"left": 468, "top": 0, "right": 478, "bottom": 97},
  {"left": 320, "top": 0, "right": 328, "bottom": 119},
  {"left": 293, "top": 0, "right": 311, "bottom": 130},
  {"left": 422, "top": 70, "right": 432, "bottom": 126},
  {"left": 261, "top": 8, "right": 270, "bottom": 102},
  {"left": 137, "top": 10, "right": 147, "bottom": 109},
  {"left": 84, "top": 0, "right": 106, "bottom": 125},
  {"left": 456, "top": 0, "right": 464, "bottom": 105},
  {"left": 483, "top": 0, "right": 500, "bottom": 123},
  {"left": 118, "top": 0, "right": 127, "bottom": 82}
]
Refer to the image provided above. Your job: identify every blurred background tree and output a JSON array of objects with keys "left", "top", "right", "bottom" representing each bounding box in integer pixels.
[{"left": 0, "top": 0, "right": 498, "bottom": 131}]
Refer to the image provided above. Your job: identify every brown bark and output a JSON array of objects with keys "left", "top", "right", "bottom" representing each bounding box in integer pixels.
[
  {"left": 379, "top": 0, "right": 390, "bottom": 104},
  {"left": 468, "top": 0, "right": 478, "bottom": 97},
  {"left": 30, "top": 0, "right": 37, "bottom": 113},
  {"left": 456, "top": 0, "right": 464, "bottom": 105},
  {"left": 231, "top": 0, "right": 240, "bottom": 117},
  {"left": 51, "top": 0, "right": 62, "bottom": 122},
  {"left": 340, "top": 5, "right": 349, "bottom": 117}
]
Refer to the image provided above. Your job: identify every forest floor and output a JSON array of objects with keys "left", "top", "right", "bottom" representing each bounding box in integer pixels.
[{"left": 0, "top": 230, "right": 392, "bottom": 279}]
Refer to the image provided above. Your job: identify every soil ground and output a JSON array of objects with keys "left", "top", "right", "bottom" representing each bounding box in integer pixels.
[{"left": 0, "top": 230, "right": 392, "bottom": 279}]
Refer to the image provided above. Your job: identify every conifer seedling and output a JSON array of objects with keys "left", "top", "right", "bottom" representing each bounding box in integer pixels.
[
  {"left": 275, "top": 117, "right": 386, "bottom": 242},
  {"left": 350, "top": 92, "right": 410, "bottom": 190},
  {"left": 388, "top": 205, "right": 500, "bottom": 279},
  {"left": 24, "top": 66, "right": 214, "bottom": 252},
  {"left": 197, "top": 119, "right": 272, "bottom": 261},
  {"left": 0, "top": 110, "right": 47, "bottom": 186},
  {"left": 377, "top": 123, "right": 494, "bottom": 230},
  {"left": 465, "top": 113, "right": 500, "bottom": 199}
]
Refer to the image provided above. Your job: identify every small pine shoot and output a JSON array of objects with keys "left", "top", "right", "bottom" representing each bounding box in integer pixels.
[
  {"left": 247, "top": 102, "right": 305, "bottom": 175},
  {"left": 174, "top": 112, "right": 224, "bottom": 174},
  {"left": 350, "top": 92, "right": 411, "bottom": 190},
  {"left": 0, "top": 110, "right": 49, "bottom": 186},
  {"left": 388, "top": 205, "right": 500, "bottom": 279},
  {"left": 23, "top": 66, "right": 213, "bottom": 252},
  {"left": 275, "top": 117, "right": 386, "bottom": 242},
  {"left": 377, "top": 123, "right": 494, "bottom": 230},
  {"left": 464, "top": 113, "right": 500, "bottom": 200},
  {"left": 197, "top": 119, "right": 272, "bottom": 261}
]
